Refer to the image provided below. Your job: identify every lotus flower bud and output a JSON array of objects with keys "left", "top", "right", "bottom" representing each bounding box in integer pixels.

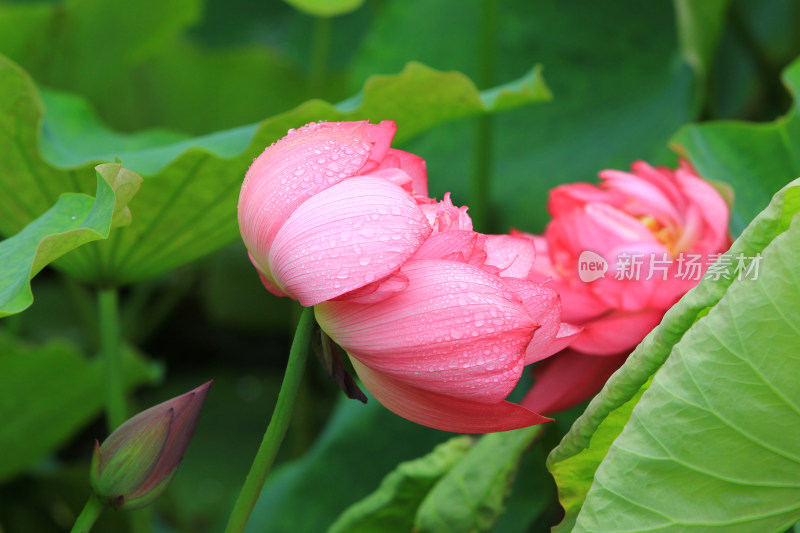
[{"left": 90, "top": 381, "right": 211, "bottom": 510}]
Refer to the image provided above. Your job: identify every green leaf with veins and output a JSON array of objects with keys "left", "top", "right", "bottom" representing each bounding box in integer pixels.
[
  {"left": 0, "top": 54, "right": 550, "bottom": 285},
  {"left": 328, "top": 436, "right": 474, "bottom": 533},
  {"left": 0, "top": 164, "right": 141, "bottom": 317}
]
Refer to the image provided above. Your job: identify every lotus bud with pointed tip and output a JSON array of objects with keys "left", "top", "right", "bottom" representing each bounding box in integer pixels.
[{"left": 90, "top": 381, "right": 211, "bottom": 510}]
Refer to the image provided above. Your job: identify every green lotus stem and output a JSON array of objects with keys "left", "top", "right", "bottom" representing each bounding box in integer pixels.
[
  {"left": 70, "top": 492, "right": 104, "bottom": 533},
  {"left": 224, "top": 306, "right": 315, "bottom": 533},
  {"left": 98, "top": 287, "right": 126, "bottom": 431},
  {"left": 308, "top": 16, "right": 332, "bottom": 98},
  {"left": 470, "top": 0, "right": 497, "bottom": 232}
]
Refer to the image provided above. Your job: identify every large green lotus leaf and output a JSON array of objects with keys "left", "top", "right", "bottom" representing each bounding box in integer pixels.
[
  {"left": 244, "top": 394, "right": 448, "bottom": 533},
  {"left": 0, "top": 333, "right": 161, "bottom": 483},
  {"left": 672, "top": 58, "right": 800, "bottom": 234},
  {"left": 0, "top": 54, "right": 549, "bottom": 285},
  {"left": 547, "top": 180, "right": 800, "bottom": 532},
  {"left": 414, "top": 426, "right": 541, "bottom": 533},
  {"left": 282, "top": 0, "right": 364, "bottom": 17},
  {"left": 328, "top": 436, "right": 473, "bottom": 533},
  {"left": 0, "top": 164, "right": 141, "bottom": 317},
  {"left": 0, "top": 0, "right": 203, "bottom": 130},
  {"left": 573, "top": 191, "right": 800, "bottom": 532},
  {"left": 0, "top": 0, "right": 324, "bottom": 135},
  {"left": 673, "top": 0, "right": 731, "bottom": 111},
  {"left": 353, "top": 0, "right": 695, "bottom": 233}
]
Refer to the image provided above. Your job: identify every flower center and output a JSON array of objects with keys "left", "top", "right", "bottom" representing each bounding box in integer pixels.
[{"left": 638, "top": 215, "right": 683, "bottom": 256}]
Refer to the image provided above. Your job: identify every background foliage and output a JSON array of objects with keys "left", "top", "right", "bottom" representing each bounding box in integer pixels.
[{"left": 0, "top": 0, "right": 799, "bottom": 532}]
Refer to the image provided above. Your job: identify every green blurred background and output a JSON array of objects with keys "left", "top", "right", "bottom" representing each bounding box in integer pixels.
[{"left": 0, "top": 0, "right": 798, "bottom": 531}]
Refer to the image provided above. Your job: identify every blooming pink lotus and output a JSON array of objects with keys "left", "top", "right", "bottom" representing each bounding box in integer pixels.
[
  {"left": 315, "top": 197, "right": 579, "bottom": 433},
  {"left": 519, "top": 160, "right": 731, "bottom": 414},
  {"left": 240, "top": 121, "right": 580, "bottom": 432},
  {"left": 238, "top": 120, "right": 432, "bottom": 307}
]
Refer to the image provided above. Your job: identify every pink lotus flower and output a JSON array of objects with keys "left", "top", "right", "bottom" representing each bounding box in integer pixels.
[
  {"left": 315, "top": 198, "right": 579, "bottom": 433},
  {"left": 238, "top": 121, "right": 432, "bottom": 306},
  {"left": 519, "top": 160, "right": 730, "bottom": 414}
]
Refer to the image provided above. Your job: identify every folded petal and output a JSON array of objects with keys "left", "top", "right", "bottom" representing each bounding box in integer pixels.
[
  {"left": 599, "top": 168, "right": 682, "bottom": 229},
  {"left": 675, "top": 167, "right": 730, "bottom": 253},
  {"left": 484, "top": 233, "right": 536, "bottom": 278},
  {"left": 381, "top": 148, "right": 428, "bottom": 197},
  {"left": 548, "top": 183, "right": 623, "bottom": 216},
  {"left": 521, "top": 350, "right": 628, "bottom": 415},
  {"left": 367, "top": 121, "right": 397, "bottom": 162},
  {"left": 239, "top": 121, "right": 374, "bottom": 265},
  {"left": 335, "top": 270, "right": 409, "bottom": 304},
  {"left": 269, "top": 177, "right": 431, "bottom": 306},
  {"left": 351, "top": 357, "right": 551, "bottom": 433},
  {"left": 410, "top": 230, "right": 488, "bottom": 267},
  {"left": 502, "top": 278, "right": 580, "bottom": 363},
  {"left": 419, "top": 193, "right": 473, "bottom": 232},
  {"left": 315, "top": 259, "right": 535, "bottom": 403}
]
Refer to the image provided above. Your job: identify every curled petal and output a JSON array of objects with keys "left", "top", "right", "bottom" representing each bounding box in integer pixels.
[
  {"left": 484, "top": 233, "right": 536, "bottom": 278},
  {"left": 269, "top": 177, "right": 431, "bottom": 306},
  {"left": 315, "top": 259, "right": 535, "bottom": 403},
  {"left": 674, "top": 168, "right": 730, "bottom": 253},
  {"left": 419, "top": 193, "right": 473, "bottom": 232},
  {"left": 411, "top": 230, "right": 488, "bottom": 267},
  {"left": 351, "top": 357, "right": 551, "bottom": 433},
  {"left": 548, "top": 183, "right": 623, "bottom": 216},
  {"left": 522, "top": 350, "right": 628, "bottom": 414},
  {"left": 367, "top": 121, "right": 397, "bottom": 162},
  {"left": 503, "top": 278, "right": 581, "bottom": 363},
  {"left": 381, "top": 149, "right": 428, "bottom": 197},
  {"left": 599, "top": 168, "right": 682, "bottom": 229},
  {"left": 629, "top": 160, "right": 687, "bottom": 211},
  {"left": 239, "top": 121, "right": 374, "bottom": 266}
]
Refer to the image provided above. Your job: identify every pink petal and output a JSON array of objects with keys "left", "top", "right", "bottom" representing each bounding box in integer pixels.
[
  {"left": 248, "top": 252, "right": 288, "bottom": 298},
  {"left": 589, "top": 241, "right": 670, "bottom": 311},
  {"left": 239, "top": 121, "right": 374, "bottom": 269},
  {"left": 381, "top": 148, "right": 428, "bottom": 197},
  {"left": 335, "top": 270, "right": 410, "bottom": 304},
  {"left": 674, "top": 168, "right": 730, "bottom": 253},
  {"left": 410, "top": 230, "right": 488, "bottom": 267},
  {"left": 583, "top": 203, "right": 661, "bottom": 245},
  {"left": 568, "top": 308, "right": 663, "bottom": 355},
  {"left": 484, "top": 233, "right": 537, "bottom": 278},
  {"left": 502, "top": 278, "right": 581, "bottom": 363},
  {"left": 548, "top": 183, "right": 623, "bottom": 216},
  {"left": 522, "top": 350, "right": 628, "bottom": 415},
  {"left": 269, "top": 177, "right": 431, "bottom": 306},
  {"left": 366, "top": 168, "right": 413, "bottom": 192},
  {"left": 351, "top": 357, "right": 551, "bottom": 433},
  {"left": 367, "top": 121, "right": 397, "bottom": 162},
  {"left": 598, "top": 168, "right": 682, "bottom": 229},
  {"left": 419, "top": 193, "right": 473, "bottom": 232},
  {"left": 315, "top": 259, "right": 535, "bottom": 403},
  {"left": 629, "top": 161, "right": 687, "bottom": 212}
]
